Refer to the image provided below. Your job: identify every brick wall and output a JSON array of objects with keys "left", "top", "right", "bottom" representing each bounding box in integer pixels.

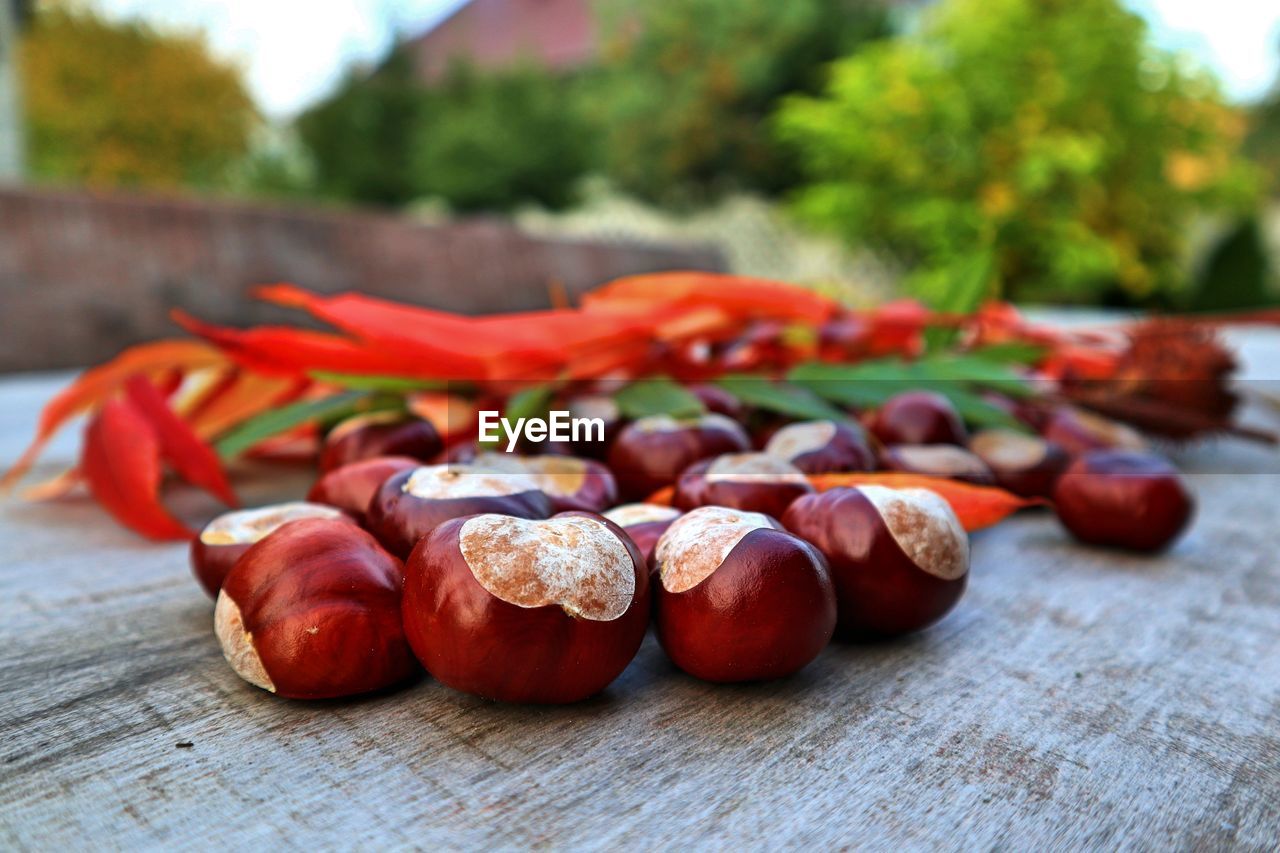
[{"left": 0, "top": 187, "right": 723, "bottom": 372}]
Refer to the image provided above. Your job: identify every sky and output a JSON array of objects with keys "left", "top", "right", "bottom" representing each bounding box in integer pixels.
[{"left": 93, "top": 0, "right": 1280, "bottom": 119}]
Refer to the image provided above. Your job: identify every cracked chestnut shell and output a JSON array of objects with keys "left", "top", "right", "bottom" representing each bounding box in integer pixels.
[
  {"left": 764, "top": 419, "right": 876, "bottom": 474},
  {"left": 969, "top": 429, "right": 1068, "bottom": 498},
  {"left": 673, "top": 452, "right": 813, "bottom": 517},
  {"left": 366, "top": 464, "right": 553, "bottom": 558},
  {"left": 214, "top": 518, "right": 416, "bottom": 699},
  {"left": 782, "top": 486, "right": 970, "bottom": 638},
  {"left": 191, "top": 502, "right": 353, "bottom": 598},
  {"left": 403, "top": 512, "right": 650, "bottom": 703},
  {"left": 608, "top": 413, "right": 752, "bottom": 500},
  {"left": 652, "top": 507, "right": 836, "bottom": 682},
  {"left": 880, "top": 444, "right": 995, "bottom": 485},
  {"left": 1053, "top": 450, "right": 1194, "bottom": 552},
  {"left": 602, "top": 503, "right": 682, "bottom": 565},
  {"left": 871, "top": 391, "right": 968, "bottom": 446},
  {"left": 306, "top": 455, "right": 420, "bottom": 526},
  {"left": 319, "top": 412, "right": 443, "bottom": 473}
]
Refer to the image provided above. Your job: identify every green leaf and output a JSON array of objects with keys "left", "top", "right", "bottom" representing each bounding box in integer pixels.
[
  {"left": 966, "top": 342, "right": 1047, "bottom": 365},
  {"left": 925, "top": 251, "right": 994, "bottom": 352},
  {"left": 215, "top": 392, "right": 373, "bottom": 460},
  {"left": 309, "top": 371, "right": 451, "bottom": 393},
  {"left": 788, "top": 359, "right": 1030, "bottom": 430},
  {"left": 714, "top": 375, "right": 847, "bottom": 421},
  {"left": 614, "top": 377, "right": 706, "bottom": 420}
]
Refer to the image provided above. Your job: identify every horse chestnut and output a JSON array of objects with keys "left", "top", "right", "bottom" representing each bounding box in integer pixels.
[
  {"left": 608, "top": 413, "right": 752, "bottom": 500},
  {"left": 652, "top": 507, "right": 836, "bottom": 682},
  {"left": 402, "top": 512, "right": 650, "bottom": 703},
  {"left": 969, "top": 429, "right": 1068, "bottom": 498},
  {"left": 782, "top": 486, "right": 969, "bottom": 638},
  {"left": 1041, "top": 407, "right": 1147, "bottom": 456},
  {"left": 880, "top": 444, "right": 995, "bottom": 485},
  {"left": 673, "top": 452, "right": 813, "bottom": 517},
  {"left": 214, "top": 518, "right": 416, "bottom": 698},
  {"left": 764, "top": 419, "right": 876, "bottom": 474},
  {"left": 1053, "top": 450, "right": 1194, "bottom": 552},
  {"left": 602, "top": 503, "right": 682, "bottom": 564},
  {"left": 319, "top": 411, "right": 442, "bottom": 472},
  {"left": 191, "top": 502, "right": 352, "bottom": 598},
  {"left": 871, "top": 391, "right": 967, "bottom": 446},
  {"left": 467, "top": 452, "right": 618, "bottom": 514},
  {"left": 366, "top": 464, "right": 553, "bottom": 558},
  {"left": 306, "top": 455, "right": 420, "bottom": 525}
]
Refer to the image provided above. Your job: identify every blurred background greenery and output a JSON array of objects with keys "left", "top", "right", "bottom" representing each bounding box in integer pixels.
[{"left": 12, "top": 0, "right": 1280, "bottom": 311}]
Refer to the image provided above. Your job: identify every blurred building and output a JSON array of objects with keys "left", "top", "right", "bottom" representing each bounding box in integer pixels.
[{"left": 404, "top": 0, "right": 596, "bottom": 80}]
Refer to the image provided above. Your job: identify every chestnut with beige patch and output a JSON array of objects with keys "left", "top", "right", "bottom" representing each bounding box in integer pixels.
[
  {"left": 652, "top": 506, "right": 836, "bottom": 682},
  {"left": 783, "top": 486, "right": 970, "bottom": 638},
  {"left": 402, "top": 512, "right": 650, "bottom": 704}
]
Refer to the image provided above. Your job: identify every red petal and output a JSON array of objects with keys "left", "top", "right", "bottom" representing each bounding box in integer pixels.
[
  {"left": 83, "top": 400, "right": 194, "bottom": 541},
  {"left": 124, "top": 375, "right": 239, "bottom": 507}
]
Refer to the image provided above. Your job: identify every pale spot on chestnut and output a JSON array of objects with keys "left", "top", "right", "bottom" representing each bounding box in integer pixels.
[
  {"left": 655, "top": 506, "right": 778, "bottom": 593},
  {"left": 604, "top": 503, "right": 682, "bottom": 527},
  {"left": 765, "top": 421, "right": 838, "bottom": 461},
  {"left": 859, "top": 486, "right": 969, "bottom": 581},
  {"left": 404, "top": 464, "right": 541, "bottom": 499},
  {"left": 520, "top": 456, "right": 589, "bottom": 498},
  {"left": 199, "top": 502, "right": 345, "bottom": 546},
  {"left": 459, "top": 515, "right": 635, "bottom": 621},
  {"left": 326, "top": 410, "right": 404, "bottom": 442},
  {"left": 569, "top": 395, "right": 620, "bottom": 422},
  {"left": 886, "top": 445, "right": 990, "bottom": 480},
  {"left": 705, "top": 453, "right": 809, "bottom": 485},
  {"left": 969, "top": 429, "right": 1047, "bottom": 469},
  {"left": 213, "top": 593, "right": 276, "bottom": 693},
  {"left": 632, "top": 412, "right": 745, "bottom": 436}
]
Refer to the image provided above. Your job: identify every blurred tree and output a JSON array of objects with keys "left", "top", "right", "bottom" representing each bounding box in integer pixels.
[
  {"left": 296, "top": 47, "right": 426, "bottom": 207},
  {"left": 20, "top": 2, "right": 257, "bottom": 189},
  {"left": 410, "top": 63, "right": 595, "bottom": 212},
  {"left": 590, "top": 0, "right": 889, "bottom": 206},
  {"left": 1245, "top": 86, "right": 1280, "bottom": 195},
  {"left": 299, "top": 52, "right": 593, "bottom": 211},
  {"left": 776, "top": 0, "right": 1260, "bottom": 307}
]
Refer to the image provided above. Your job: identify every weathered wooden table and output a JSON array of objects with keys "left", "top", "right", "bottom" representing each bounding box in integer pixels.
[{"left": 3, "top": 332, "right": 1279, "bottom": 850}]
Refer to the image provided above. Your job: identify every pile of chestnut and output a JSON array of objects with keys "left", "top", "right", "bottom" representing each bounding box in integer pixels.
[{"left": 194, "top": 389, "right": 1194, "bottom": 703}]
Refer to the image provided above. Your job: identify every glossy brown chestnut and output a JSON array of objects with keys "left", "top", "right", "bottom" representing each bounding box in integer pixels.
[
  {"left": 1040, "top": 406, "right": 1147, "bottom": 456},
  {"left": 366, "top": 464, "right": 554, "bottom": 558},
  {"left": 214, "top": 518, "right": 416, "bottom": 698},
  {"left": 673, "top": 452, "right": 813, "bottom": 518},
  {"left": 402, "top": 512, "right": 650, "bottom": 703},
  {"left": 608, "top": 413, "right": 752, "bottom": 500},
  {"left": 689, "top": 384, "right": 746, "bottom": 420},
  {"left": 782, "top": 486, "right": 970, "bottom": 638},
  {"left": 602, "top": 503, "right": 683, "bottom": 565},
  {"left": 969, "top": 429, "right": 1069, "bottom": 498},
  {"left": 880, "top": 444, "right": 995, "bottom": 485},
  {"left": 871, "top": 391, "right": 968, "bottom": 446},
  {"left": 466, "top": 452, "right": 618, "bottom": 514},
  {"left": 652, "top": 507, "right": 836, "bottom": 682},
  {"left": 1053, "top": 450, "right": 1194, "bottom": 552},
  {"left": 764, "top": 419, "right": 877, "bottom": 474},
  {"left": 191, "top": 502, "right": 353, "bottom": 598},
  {"left": 306, "top": 455, "right": 420, "bottom": 525},
  {"left": 319, "top": 411, "right": 443, "bottom": 473}
]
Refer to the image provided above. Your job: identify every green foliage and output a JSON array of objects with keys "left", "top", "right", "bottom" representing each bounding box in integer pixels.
[
  {"left": 20, "top": 2, "right": 258, "bottom": 189},
  {"left": 613, "top": 378, "right": 706, "bottom": 419},
  {"left": 297, "top": 54, "right": 594, "bottom": 211},
  {"left": 776, "top": 0, "right": 1260, "bottom": 306},
  {"left": 590, "top": 0, "right": 889, "bottom": 206},
  {"left": 411, "top": 64, "right": 596, "bottom": 212},
  {"left": 1189, "top": 218, "right": 1274, "bottom": 311},
  {"left": 297, "top": 49, "right": 426, "bottom": 207}
]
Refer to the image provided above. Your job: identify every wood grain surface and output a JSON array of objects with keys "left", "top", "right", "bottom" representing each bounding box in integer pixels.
[{"left": 2, "top": 333, "right": 1279, "bottom": 850}]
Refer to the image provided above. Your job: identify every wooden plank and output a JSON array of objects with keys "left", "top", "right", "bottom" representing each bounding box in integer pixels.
[{"left": 1, "top": 353, "right": 1278, "bottom": 849}]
